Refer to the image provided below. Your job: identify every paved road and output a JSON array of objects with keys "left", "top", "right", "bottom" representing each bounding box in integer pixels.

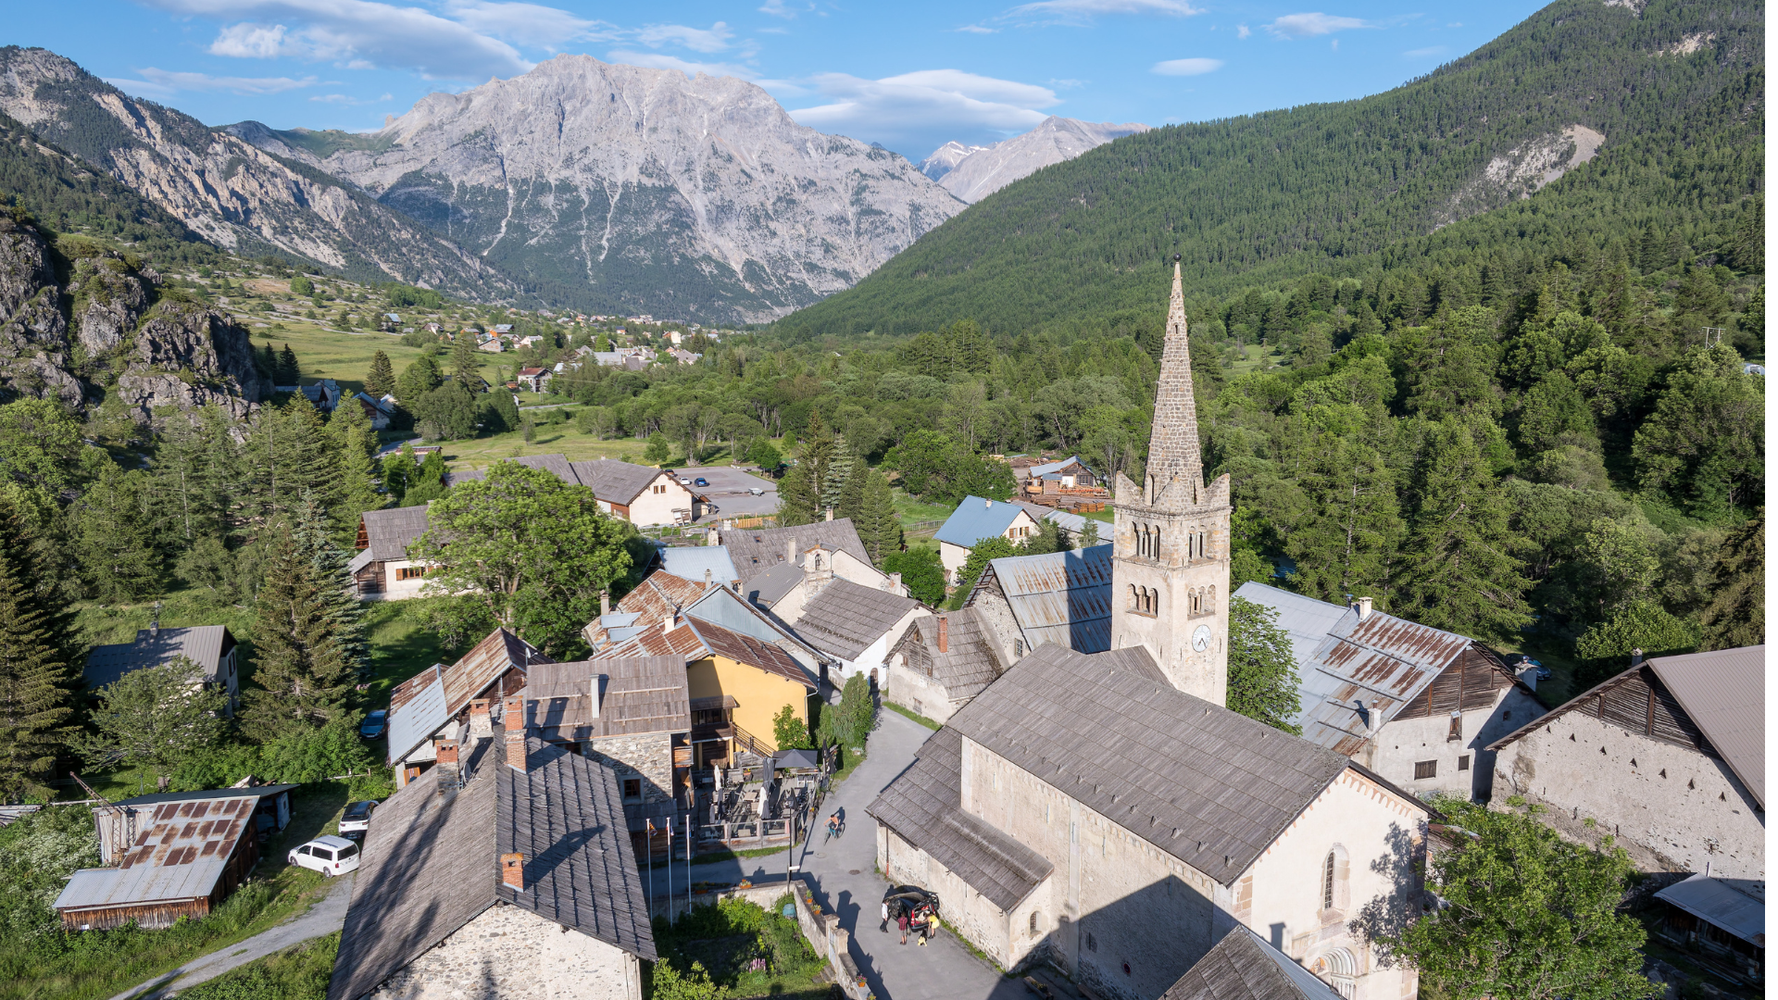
[{"left": 111, "top": 872, "right": 355, "bottom": 1000}]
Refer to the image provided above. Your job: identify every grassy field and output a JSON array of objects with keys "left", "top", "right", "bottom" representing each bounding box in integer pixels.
[
  {"left": 174, "top": 932, "right": 339, "bottom": 1000},
  {"left": 1226, "top": 343, "right": 1288, "bottom": 375},
  {"left": 244, "top": 322, "right": 421, "bottom": 395}
]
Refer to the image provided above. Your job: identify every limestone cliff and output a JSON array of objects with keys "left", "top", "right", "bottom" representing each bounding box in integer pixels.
[
  {"left": 920, "top": 117, "right": 1149, "bottom": 204},
  {"left": 239, "top": 55, "right": 965, "bottom": 323}
]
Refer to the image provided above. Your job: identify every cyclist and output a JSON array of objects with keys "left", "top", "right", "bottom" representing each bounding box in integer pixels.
[{"left": 825, "top": 812, "right": 841, "bottom": 841}]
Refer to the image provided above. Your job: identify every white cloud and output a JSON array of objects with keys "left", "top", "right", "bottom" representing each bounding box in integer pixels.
[
  {"left": 1151, "top": 57, "right": 1222, "bottom": 76},
  {"left": 441, "top": 1, "right": 613, "bottom": 51},
  {"left": 605, "top": 50, "right": 756, "bottom": 79},
  {"left": 310, "top": 90, "right": 392, "bottom": 104},
  {"left": 1236, "top": 23, "right": 1251, "bottom": 37},
  {"left": 956, "top": 24, "right": 998, "bottom": 33},
  {"left": 637, "top": 22, "right": 733, "bottom": 53},
  {"left": 1006, "top": 0, "right": 1200, "bottom": 18},
  {"left": 787, "top": 69, "right": 1057, "bottom": 147},
  {"left": 1403, "top": 45, "right": 1445, "bottom": 58},
  {"left": 758, "top": 0, "right": 812, "bottom": 17},
  {"left": 108, "top": 67, "right": 319, "bottom": 98},
  {"left": 144, "top": 0, "right": 535, "bottom": 79},
  {"left": 1265, "top": 12, "right": 1371, "bottom": 37}
]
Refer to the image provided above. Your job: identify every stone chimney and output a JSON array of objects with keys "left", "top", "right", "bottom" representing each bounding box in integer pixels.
[
  {"left": 786, "top": 537, "right": 796, "bottom": 564},
  {"left": 1353, "top": 597, "right": 1373, "bottom": 622},
  {"left": 468, "top": 699, "right": 492, "bottom": 741},
  {"left": 1630, "top": 648, "right": 1645, "bottom": 668},
  {"left": 435, "top": 738, "right": 460, "bottom": 793},
  {"left": 825, "top": 508, "right": 834, "bottom": 521},
  {"left": 937, "top": 616, "right": 949, "bottom": 654},
  {"left": 505, "top": 727, "right": 528, "bottom": 772},
  {"left": 503, "top": 695, "right": 525, "bottom": 729},
  {"left": 501, "top": 851, "right": 525, "bottom": 890},
  {"left": 600, "top": 590, "right": 610, "bottom": 616}
]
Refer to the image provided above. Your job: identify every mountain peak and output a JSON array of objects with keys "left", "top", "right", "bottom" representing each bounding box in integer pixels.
[{"left": 921, "top": 117, "right": 1150, "bottom": 203}]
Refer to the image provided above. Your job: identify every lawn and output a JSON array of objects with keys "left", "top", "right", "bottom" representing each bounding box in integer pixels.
[
  {"left": 648, "top": 896, "right": 833, "bottom": 1000},
  {"left": 173, "top": 932, "right": 338, "bottom": 1000},
  {"left": 892, "top": 491, "right": 954, "bottom": 538},
  {"left": 241, "top": 319, "right": 428, "bottom": 395},
  {"left": 883, "top": 703, "right": 940, "bottom": 732},
  {"left": 1226, "top": 343, "right": 1288, "bottom": 376}
]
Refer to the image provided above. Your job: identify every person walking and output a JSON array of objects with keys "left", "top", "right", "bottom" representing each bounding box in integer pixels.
[
  {"left": 880, "top": 900, "right": 890, "bottom": 933},
  {"left": 897, "top": 910, "right": 909, "bottom": 945}
]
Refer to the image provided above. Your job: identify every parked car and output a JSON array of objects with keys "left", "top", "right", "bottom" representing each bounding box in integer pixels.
[
  {"left": 359, "top": 709, "right": 387, "bottom": 740},
  {"left": 748, "top": 486, "right": 764, "bottom": 496},
  {"left": 288, "top": 835, "right": 361, "bottom": 877},
  {"left": 694, "top": 477, "right": 709, "bottom": 487},
  {"left": 678, "top": 477, "right": 692, "bottom": 485},
  {"left": 338, "top": 800, "right": 378, "bottom": 838}
]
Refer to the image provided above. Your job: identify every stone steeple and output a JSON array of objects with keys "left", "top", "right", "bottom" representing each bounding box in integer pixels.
[{"left": 1145, "top": 256, "right": 1204, "bottom": 501}]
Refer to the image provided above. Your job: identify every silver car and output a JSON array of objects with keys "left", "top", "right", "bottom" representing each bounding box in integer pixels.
[{"left": 339, "top": 800, "right": 378, "bottom": 838}]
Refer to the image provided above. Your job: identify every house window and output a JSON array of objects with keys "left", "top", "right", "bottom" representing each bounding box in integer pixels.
[
  {"left": 622, "top": 778, "right": 642, "bottom": 800},
  {"left": 1029, "top": 912, "right": 1038, "bottom": 935},
  {"left": 1458, "top": 755, "right": 1471, "bottom": 771},
  {"left": 395, "top": 566, "right": 430, "bottom": 581},
  {"left": 1086, "top": 933, "right": 1097, "bottom": 953},
  {"left": 1322, "top": 851, "right": 1336, "bottom": 910},
  {"left": 1414, "top": 760, "right": 1438, "bottom": 780},
  {"left": 1447, "top": 712, "right": 1463, "bottom": 741}
]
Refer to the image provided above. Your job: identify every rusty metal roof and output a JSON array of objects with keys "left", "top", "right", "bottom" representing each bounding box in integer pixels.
[
  {"left": 1292, "top": 607, "right": 1472, "bottom": 756},
  {"left": 56, "top": 796, "right": 255, "bottom": 912},
  {"left": 969, "top": 543, "right": 1113, "bottom": 654},
  {"left": 583, "top": 572, "right": 712, "bottom": 650}
]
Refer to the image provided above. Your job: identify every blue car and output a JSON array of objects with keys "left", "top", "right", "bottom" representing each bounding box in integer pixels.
[
  {"left": 694, "top": 477, "right": 709, "bottom": 488},
  {"left": 359, "top": 709, "right": 387, "bottom": 740}
]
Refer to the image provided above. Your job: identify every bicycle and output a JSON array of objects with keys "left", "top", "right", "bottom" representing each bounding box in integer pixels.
[{"left": 823, "top": 818, "right": 845, "bottom": 843}]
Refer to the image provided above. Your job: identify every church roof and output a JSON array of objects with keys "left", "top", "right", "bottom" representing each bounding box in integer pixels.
[
  {"left": 944, "top": 644, "right": 1373, "bottom": 885},
  {"left": 1160, "top": 927, "right": 1346, "bottom": 1000},
  {"left": 967, "top": 544, "right": 1113, "bottom": 654}
]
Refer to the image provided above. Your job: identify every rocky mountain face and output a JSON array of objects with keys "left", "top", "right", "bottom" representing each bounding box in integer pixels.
[
  {"left": 0, "top": 215, "right": 269, "bottom": 421},
  {"left": 919, "top": 117, "right": 1149, "bottom": 204},
  {"left": 0, "top": 47, "right": 518, "bottom": 302},
  {"left": 236, "top": 55, "right": 965, "bottom": 323}
]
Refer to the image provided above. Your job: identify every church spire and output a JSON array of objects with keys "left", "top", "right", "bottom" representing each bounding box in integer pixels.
[{"left": 1144, "top": 254, "right": 1203, "bottom": 496}]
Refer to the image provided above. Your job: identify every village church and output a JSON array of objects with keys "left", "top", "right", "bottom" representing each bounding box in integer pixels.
[{"left": 869, "top": 258, "right": 1431, "bottom": 1000}]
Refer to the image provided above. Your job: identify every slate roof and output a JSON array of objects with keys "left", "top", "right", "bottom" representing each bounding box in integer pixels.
[
  {"left": 792, "top": 579, "right": 924, "bottom": 660},
  {"left": 745, "top": 561, "right": 804, "bottom": 606},
  {"left": 1645, "top": 646, "right": 1764, "bottom": 809},
  {"left": 719, "top": 519, "right": 871, "bottom": 581},
  {"left": 571, "top": 459, "right": 666, "bottom": 505},
  {"left": 85, "top": 626, "right": 234, "bottom": 689},
  {"left": 968, "top": 544, "right": 1113, "bottom": 654},
  {"left": 897, "top": 609, "right": 1005, "bottom": 701},
  {"left": 55, "top": 795, "right": 256, "bottom": 913},
  {"left": 1160, "top": 927, "right": 1346, "bottom": 1000},
  {"left": 519, "top": 655, "right": 691, "bottom": 741},
  {"left": 356, "top": 505, "right": 430, "bottom": 562},
  {"left": 327, "top": 733, "right": 654, "bottom": 1000},
  {"left": 934, "top": 496, "right": 1033, "bottom": 548},
  {"left": 945, "top": 644, "right": 1363, "bottom": 885},
  {"left": 866, "top": 727, "right": 1054, "bottom": 911}
]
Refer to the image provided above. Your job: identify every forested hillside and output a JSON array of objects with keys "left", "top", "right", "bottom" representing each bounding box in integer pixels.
[{"left": 779, "top": 0, "right": 1761, "bottom": 338}]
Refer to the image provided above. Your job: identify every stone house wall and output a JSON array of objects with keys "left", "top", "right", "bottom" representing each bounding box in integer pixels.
[
  {"left": 584, "top": 731, "right": 675, "bottom": 815},
  {"left": 876, "top": 823, "right": 1018, "bottom": 966},
  {"left": 1491, "top": 711, "right": 1765, "bottom": 878},
  {"left": 1369, "top": 687, "right": 1544, "bottom": 802},
  {"left": 368, "top": 901, "right": 641, "bottom": 1000}
]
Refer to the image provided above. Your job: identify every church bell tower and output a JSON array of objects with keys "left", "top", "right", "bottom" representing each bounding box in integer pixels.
[{"left": 1110, "top": 255, "right": 1233, "bottom": 705}]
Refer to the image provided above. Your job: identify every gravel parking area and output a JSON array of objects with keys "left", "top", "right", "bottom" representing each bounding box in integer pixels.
[{"left": 672, "top": 465, "right": 779, "bottom": 518}]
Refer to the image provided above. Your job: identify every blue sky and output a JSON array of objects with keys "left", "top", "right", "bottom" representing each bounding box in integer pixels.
[{"left": 11, "top": 0, "right": 1548, "bottom": 160}]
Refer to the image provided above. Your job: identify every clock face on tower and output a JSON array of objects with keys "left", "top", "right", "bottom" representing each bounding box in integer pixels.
[{"left": 1192, "top": 624, "right": 1213, "bottom": 652}]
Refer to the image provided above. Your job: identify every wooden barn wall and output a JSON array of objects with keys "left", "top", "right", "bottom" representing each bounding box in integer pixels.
[{"left": 1396, "top": 649, "right": 1514, "bottom": 720}]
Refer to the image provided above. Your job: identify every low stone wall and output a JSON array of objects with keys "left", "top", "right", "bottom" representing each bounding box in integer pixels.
[{"left": 649, "top": 874, "right": 870, "bottom": 998}]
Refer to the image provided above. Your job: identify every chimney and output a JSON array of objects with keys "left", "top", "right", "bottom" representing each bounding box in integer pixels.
[
  {"left": 435, "top": 739, "right": 460, "bottom": 793},
  {"left": 937, "top": 615, "right": 949, "bottom": 653},
  {"left": 705, "top": 567, "right": 713, "bottom": 588},
  {"left": 505, "top": 727, "right": 528, "bottom": 772},
  {"left": 501, "top": 851, "right": 525, "bottom": 890},
  {"left": 983, "top": 498, "right": 992, "bottom": 509},
  {"left": 503, "top": 695, "right": 525, "bottom": 729},
  {"left": 825, "top": 507, "right": 834, "bottom": 521},
  {"left": 600, "top": 590, "right": 610, "bottom": 616},
  {"left": 786, "top": 537, "right": 796, "bottom": 564},
  {"left": 468, "top": 698, "right": 492, "bottom": 740},
  {"left": 1630, "top": 648, "right": 1645, "bottom": 668},
  {"left": 1353, "top": 597, "right": 1373, "bottom": 622},
  {"left": 890, "top": 572, "right": 902, "bottom": 594}
]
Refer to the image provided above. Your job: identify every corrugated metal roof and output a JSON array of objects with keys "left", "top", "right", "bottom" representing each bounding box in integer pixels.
[
  {"left": 1160, "top": 926, "right": 1346, "bottom": 1000},
  {"left": 1291, "top": 607, "right": 1471, "bottom": 756},
  {"left": 359, "top": 505, "right": 429, "bottom": 562},
  {"left": 1655, "top": 875, "right": 1763, "bottom": 946},
  {"left": 660, "top": 547, "right": 741, "bottom": 586},
  {"left": 1024, "top": 456, "right": 1089, "bottom": 479},
  {"left": 934, "top": 496, "right": 1032, "bottom": 548},
  {"left": 583, "top": 572, "right": 712, "bottom": 650},
  {"left": 116, "top": 785, "right": 299, "bottom": 808},
  {"left": 85, "top": 627, "right": 233, "bottom": 690},
  {"left": 55, "top": 795, "right": 255, "bottom": 912},
  {"left": 973, "top": 543, "right": 1113, "bottom": 654},
  {"left": 1233, "top": 583, "right": 1348, "bottom": 675},
  {"left": 1646, "top": 645, "right": 1764, "bottom": 808},
  {"left": 387, "top": 629, "right": 548, "bottom": 765},
  {"left": 1013, "top": 502, "right": 1090, "bottom": 537},
  {"left": 386, "top": 669, "right": 448, "bottom": 766}
]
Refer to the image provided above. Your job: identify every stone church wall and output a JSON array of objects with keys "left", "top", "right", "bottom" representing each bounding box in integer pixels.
[{"left": 369, "top": 901, "right": 641, "bottom": 1000}]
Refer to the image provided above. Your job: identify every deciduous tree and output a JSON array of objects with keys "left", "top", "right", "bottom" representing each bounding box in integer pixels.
[{"left": 1226, "top": 596, "right": 1301, "bottom": 733}]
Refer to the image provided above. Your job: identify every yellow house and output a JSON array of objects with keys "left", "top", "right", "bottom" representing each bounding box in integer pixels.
[{"left": 617, "top": 613, "right": 819, "bottom": 767}]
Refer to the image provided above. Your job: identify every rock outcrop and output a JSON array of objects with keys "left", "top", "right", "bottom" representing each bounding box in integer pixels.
[
  {"left": 0, "top": 46, "right": 519, "bottom": 303},
  {"left": 919, "top": 117, "right": 1150, "bottom": 204},
  {"left": 242, "top": 55, "right": 965, "bottom": 323},
  {"left": 0, "top": 216, "right": 81, "bottom": 407},
  {"left": 115, "top": 302, "right": 269, "bottom": 424}
]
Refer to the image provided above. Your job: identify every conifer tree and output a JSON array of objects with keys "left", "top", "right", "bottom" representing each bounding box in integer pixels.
[
  {"left": 242, "top": 493, "right": 363, "bottom": 740},
  {"left": 365, "top": 350, "right": 395, "bottom": 397},
  {"left": 1393, "top": 421, "right": 1531, "bottom": 640},
  {"left": 245, "top": 392, "right": 338, "bottom": 524},
  {"left": 74, "top": 461, "right": 165, "bottom": 602},
  {"left": 328, "top": 401, "right": 384, "bottom": 533},
  {"left": 855, "top": 469, "right": 902, "bottom": 566},
  {"left": 1699, "top": 514, "right": 1764, "bottom": 650},
  {"left": 775, "top": 462, "right": 820, "bottom": 527},
  {"left": 1284, "top": 435, "right": 1405, "bottom": 607},
  {"left": 277, "top": 344, "right": 300, "bottom": 385},
  {"left": 826, "top": 444, "right": 861, "bottom": 517},
  {"left": 451, "top": 332, "right": 484, "bottom": 387},
  {"left": 0, "top": 513, "right": 75, "bottom": 801}
]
